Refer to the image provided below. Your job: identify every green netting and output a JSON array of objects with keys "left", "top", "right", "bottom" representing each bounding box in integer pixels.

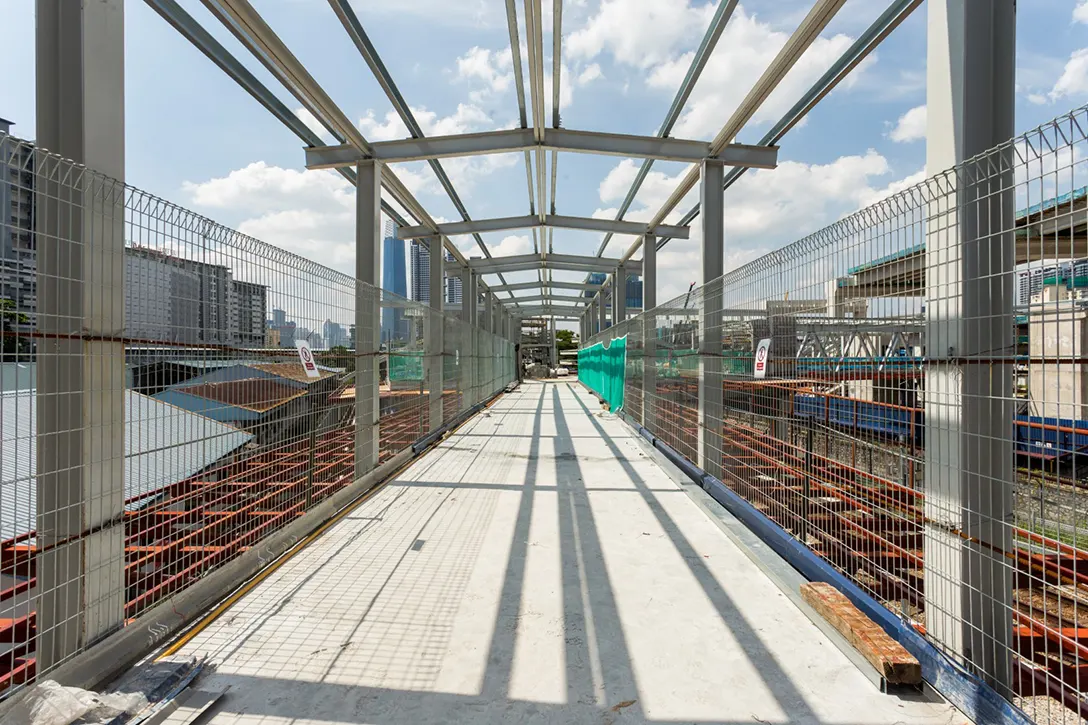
[
  {"left": 389, "top": 351, "right": 424, "bottom": 382},
  {"left": 578, "top": 335, "right": 627, "bottom": 411}
]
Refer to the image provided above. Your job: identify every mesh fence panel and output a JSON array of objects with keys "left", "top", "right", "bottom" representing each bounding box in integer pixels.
[
  {"left": 0, "top": 130, "right": 514, "bottom": 696},
  {"left": 585, "top": 104, "right": 1088, "bottom": 720}
]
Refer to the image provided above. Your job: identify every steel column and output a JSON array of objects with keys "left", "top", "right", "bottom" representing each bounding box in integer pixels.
[
  {"left": 612, "top": 264, "right": 627, "bottom": 325},
  {"left": 643, "top": 234, "right": 657, "bottom": 430},
  {"left": 550, "top": 318, "right": 558, "bottom": 369},
  {"left": 598, "top": 288, "right": 608, "bottom": 332},
  {"left": 698, "top": 160, "right": 725, "bottom": 479},
  {"left": 426, "top": 236, "right": 444, "bottom": 432},
  {"left": 35, "top": 0, "right": 126, "bottom": 671},
  {"left": 354, "top": 159, "right": 382, "bottom": 477},
  {"left": 923, "top": 0, "right": 1016, "bottom": 693},
  {"left": 463, "top": 270, "right": 478, "bottom": 409}
]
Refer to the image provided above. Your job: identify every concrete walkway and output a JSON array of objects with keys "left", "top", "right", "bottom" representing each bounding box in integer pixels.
[{"left": 174, "top": 381, "right": 958, "bottom": 725}]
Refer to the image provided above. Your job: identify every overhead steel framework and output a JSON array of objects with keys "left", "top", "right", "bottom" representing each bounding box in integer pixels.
[{"left": 141, "top": 0, "right": 923, "bottom": 330}]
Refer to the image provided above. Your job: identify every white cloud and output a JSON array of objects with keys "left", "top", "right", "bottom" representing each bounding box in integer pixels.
[
  {"left": 577, "top": 63, "right": 603, "bottom": 85},
  {"left": 887, "top": 105, "right": 926, "bottom": 143},
  {"left": 566, "top": 0, "right": 716, "bottom": 69},
  {"left": 1049, "top": 48, "right": 1088, "bottom": 102},
  {"left": 492, "top": 234, "right": 534, "bottom": 256},
  {"left": 182, "top": 162, "right": 357, "bottom": 276},
  {"left": 570, "top": 3, "right": 862, "bottom": 139},
  {"left": 358, "top": 103, "right": 495, "bottom": 141},
  {"left": 457, "top": 46, "right": 514, "bottom": 103},
  {"left": 1075, "top": 0, "right": 1088, "bottom": 24}
]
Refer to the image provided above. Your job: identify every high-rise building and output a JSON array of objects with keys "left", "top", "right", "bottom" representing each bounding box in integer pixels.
[
  {"left": 584, "top": 272, "right": 608, "bottom": 298},
  {"left": 382, "top": 219, "right": 407, "bottom": 345},
  {"left": 232, "top": 281, "right": 267, "bottom": 347},
  {"left": 445, "top": 252, "right": 462, "bottom": 305},
  {"left": 0, "top": 119, "right": 36, "bottom": 330},
  {"left": 272, "top": 308, "right": 287, "bottom": 327},
  {"left": 626, "top": 274, "right": 644, "bottom": 310},
  {"left": 410, "top": 239, "right": 430, "bottom": 303},
  {"left": 323, "top": 319, "right": 346, "bottom": 348},
  {"left": 123, "top": 247, "right": 267, "bottom": 346},
  {"left": 411, "top": 241, "right": 460, "bottom": 307}
]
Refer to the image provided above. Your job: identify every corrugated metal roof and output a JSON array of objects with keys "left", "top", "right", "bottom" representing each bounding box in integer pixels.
[
  {"left": 246, "top": 362, "right": 334, "bottom": 383},
  {"left": 173, "top": 379, "right": 306, "bottom": 413},
  {"left": 0, "top": 389, "right": 253, "bottom": 542}
]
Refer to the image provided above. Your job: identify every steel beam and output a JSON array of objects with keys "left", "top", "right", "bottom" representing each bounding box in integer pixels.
[
  {"left": 463, "top": 270, "right": 478, "bottom": 408},
  {"left": 698, "top": 160, "right": 725, "bottom": 480},
  {"left": 355, "top": 160, "right": 382, "bottom": 477},
  {"left": 923, "top": 0, "right": 1016, "bottom": 694},
  {"left": 468, "top": 252, "right": 641, "bottom": 275},
  {"left": 35, "top": 0, "right": 126, "bottom": 672},
  {"left": 598, "top": 288, "right": 608, "bottom": 331},
  {"left": 426, "top": 236, "right": 444, "bottom": 432},
  {"left": 503, "top": 294, "right": 589, "bottom": 304},
  {"left": 398, "top": 213, "right": 689, "bottom": 240},
  {"left": 642, "top": 234, "right": 657, "bottom": 430},
  {"left": 304, "top": 128, "right": 779, "bottom": 168},
  {"left": 489, "top": 280, "right": 603, "bottom": 293},
  {"left": 612, "top": 264, "right": 627, "bottom": 325}
]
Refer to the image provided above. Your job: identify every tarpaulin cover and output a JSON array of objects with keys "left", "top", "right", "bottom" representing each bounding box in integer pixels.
[{"left": 578, "top": 336, "right": 627, "bottom": 411}]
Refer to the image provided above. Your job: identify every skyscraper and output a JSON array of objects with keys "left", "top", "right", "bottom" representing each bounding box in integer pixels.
[
  {"left": 411, "top": 241, "right": 460, "bottom": 306},
  {"left": 410, "top": 239, "right": 430, "bottom": 303},
  {"left": 381, "top": 219, "right": 408, "bottom": 345}
]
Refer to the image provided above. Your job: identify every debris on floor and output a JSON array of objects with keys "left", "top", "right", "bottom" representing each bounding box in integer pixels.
[{"left": 3, "top": 680, "right": 147, "bottom": 725}]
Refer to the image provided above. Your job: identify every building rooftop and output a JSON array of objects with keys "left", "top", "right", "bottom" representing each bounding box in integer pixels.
[
  {"left": 0, "top": 389, "right": 253, "bottom": 542},
  {"left": 247, "top": 361, "right": 335, "bottom": 383},
  {"left": 174, "top": 379, "right": 306, "bottom": 413}
]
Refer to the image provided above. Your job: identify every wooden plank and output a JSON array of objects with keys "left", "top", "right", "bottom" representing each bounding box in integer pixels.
[{"left": 800, "top": 581, "right": 921, "bottom": 685}]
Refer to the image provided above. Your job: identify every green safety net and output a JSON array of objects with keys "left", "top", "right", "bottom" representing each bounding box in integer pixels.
[
  {"left": 388, "top": 351, "right": 424, "bottom": 382},
  {"left": 578, "top": 336, "right": 627, "bottom": 411}
]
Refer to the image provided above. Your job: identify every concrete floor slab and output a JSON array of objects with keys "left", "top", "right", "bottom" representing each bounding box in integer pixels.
[{"left": 169, "top": 381, "right": 960, "bottom": 725}]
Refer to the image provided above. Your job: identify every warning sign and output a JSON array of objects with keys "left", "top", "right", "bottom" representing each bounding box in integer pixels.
[
  {"left": 753, "top": 338, "right": 771, "bottom": 379},
  {"left": 295, "top": 339, "right": 321, "bottom": 378}
]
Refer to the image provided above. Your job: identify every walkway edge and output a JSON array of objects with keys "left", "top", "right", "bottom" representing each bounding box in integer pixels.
[{"left": 615, "top": 406, "right": 1033, "bottom": 725}]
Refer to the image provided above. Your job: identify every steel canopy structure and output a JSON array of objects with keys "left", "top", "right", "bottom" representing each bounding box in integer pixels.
[{"left": 137, "top": 0, "right": 913, "bottom": 325}]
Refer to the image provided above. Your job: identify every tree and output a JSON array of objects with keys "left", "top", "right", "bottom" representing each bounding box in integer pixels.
[
  {"left": 0, "top": 299, "right": 30, "bottom": 360},
  {"left": 555, "top": 329, "right": 577, "bottom": 353},
  {"left": 320, "top": 345, "right": 354, "bottom": 373}
]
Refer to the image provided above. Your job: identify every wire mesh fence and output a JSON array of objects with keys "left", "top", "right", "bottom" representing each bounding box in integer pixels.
[
  {"left": 0, "top": 130, "right": 514, "bottom": 696},
  {"left": 584, "top": 103, "right": 1088, "bottom": 722}
]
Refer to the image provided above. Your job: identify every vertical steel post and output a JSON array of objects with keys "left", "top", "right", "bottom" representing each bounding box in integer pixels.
[
  {"left": 354, "top": 159, "right": 382, "bottom": 478},
  {"left": 612, "top": 264, "right": 627, "bottom": 327},
  {"left": 598, "top": 287, "right": 608, "bottom": 332},
  {"left": 924, "top": 0, "right": 1016, "bottom": 692},
  {"left": 698, "top": 159, "right": 725, "bottom": 479},
  {"left": 464, "top": 272, "right": 478, "bottom": 407},
  {"left": 643, "top": 234, "right": 657, "bottom": 431},
  {"left": 550, "top": 318, "right": 558, "bottom": 370},
  {"left": 427, "top": 236, "right": 444, "bottom": 432},
  {"left": 35, "top": 0, "right": 126, "bottom": 670}
]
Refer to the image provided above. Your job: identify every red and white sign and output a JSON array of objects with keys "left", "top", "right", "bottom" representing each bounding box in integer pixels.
[
  {"left": 295, "top": 339, "right": 321, "bottom": 378},
  {"left": 753, "top": 338, "right": 772, "bottom": 379}
]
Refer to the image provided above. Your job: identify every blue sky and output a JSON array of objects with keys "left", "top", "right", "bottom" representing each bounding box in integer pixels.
[{"left": 2, "top": 0, "right": 1088, "bottom": 310}]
